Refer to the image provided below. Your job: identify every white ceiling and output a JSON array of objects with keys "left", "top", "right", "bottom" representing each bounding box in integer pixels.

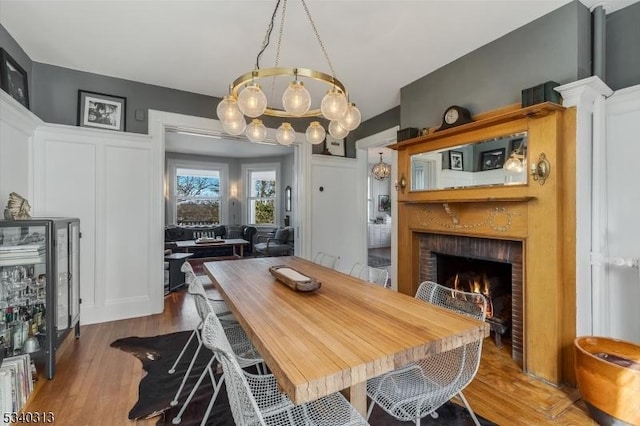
[{"left": 1, "top": 0, "right": 636, "bottom": 155}]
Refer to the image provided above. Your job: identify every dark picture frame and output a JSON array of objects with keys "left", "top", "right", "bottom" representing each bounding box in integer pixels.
[
  {"left": 325, "top": 135, "right": 345, "bottom": 157},
  {"left": 378, "top": 194, "right": 390, "bottom": 212},
  {"left": 509, "top": 137, "right": 527, "bottom": 157},
  {"left": 0, "top": 48, "right": 29, "bottom": 109},
  {"left": 77, "top": 90, "right": 126, "bottom": 131},
  {"left": 449, "top": 150, "right": 463, "bottom": 171},
  {"left": 480, "top": 148, "right": 506, "bottom": 171}
]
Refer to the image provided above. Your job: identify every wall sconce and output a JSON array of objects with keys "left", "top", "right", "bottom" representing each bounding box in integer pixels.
[
  {"left": 230, "top": 183, "right": 238, "bottom": 198},
  {"left": 530, "top": 153, "right": 550, "bottom": 185},
  {"left": 395, "top": 176, "right": 407, "bottom": 192}
]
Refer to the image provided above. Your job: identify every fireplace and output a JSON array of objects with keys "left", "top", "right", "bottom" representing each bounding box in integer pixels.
[{"left": 419, "top": 233, "right": 523, "bottom": 364}]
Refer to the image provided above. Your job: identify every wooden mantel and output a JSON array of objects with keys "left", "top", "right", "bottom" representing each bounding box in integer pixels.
[{"left": 392, "top": 103, "right": 577, "bottom": 386}]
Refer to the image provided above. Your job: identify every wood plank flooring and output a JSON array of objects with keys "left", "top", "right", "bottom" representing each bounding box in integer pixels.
[{"left": 24, "top": 288, "right": 596, "bottom": 425}]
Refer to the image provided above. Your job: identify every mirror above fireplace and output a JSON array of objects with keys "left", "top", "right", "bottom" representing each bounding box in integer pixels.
[{"left": 410, "top": 131, "right": 528, "bottom": 191}]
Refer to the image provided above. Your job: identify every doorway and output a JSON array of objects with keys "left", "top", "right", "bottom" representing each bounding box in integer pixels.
[{"left": 356, "top": 127, "right": 398, "bottom": 289}]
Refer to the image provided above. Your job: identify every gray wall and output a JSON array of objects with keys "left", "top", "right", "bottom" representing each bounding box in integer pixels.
[
  {"left": 347, "top": 106, "right": 401, "bottom": 152},
  {"left": 606, "top": 1, "right": 640, "bottom": 90},
  {"left": 401, "top": 1, "right": 591, "bottom": 130}
]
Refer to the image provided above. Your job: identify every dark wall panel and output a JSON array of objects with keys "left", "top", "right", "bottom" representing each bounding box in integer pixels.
[
  {"left": 400, "top": 1, "right": 591, "bottom": 130},
  {"left": 606, "top": 1, "right": 640, "bottom": 90}
]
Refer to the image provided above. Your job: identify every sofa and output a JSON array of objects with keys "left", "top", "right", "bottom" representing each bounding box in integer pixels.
[{"left": 165, "top": 224, "right": 258, "bottom": 257}]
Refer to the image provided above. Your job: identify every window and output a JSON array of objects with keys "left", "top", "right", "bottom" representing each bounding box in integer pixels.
[
  {"left": 246, "top": 167, "right": 278, "bottom": 225},
  {"left": 168, "top": 160, "right": 227, "bottom": 225}
]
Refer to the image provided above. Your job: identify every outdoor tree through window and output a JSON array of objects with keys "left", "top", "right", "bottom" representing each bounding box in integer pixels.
[
  {"left": 176, "top": 168, "right": 221, "bottom": 224},
  {"left": 248, "top": 169, "right": 276, "bottom": 225}
]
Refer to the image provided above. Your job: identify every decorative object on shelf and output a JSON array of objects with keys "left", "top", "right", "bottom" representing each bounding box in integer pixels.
[
  {"left": 504, "top": 137, "right": 527, "bottom": 173},
  {"left": 371, "top": 152, "right": 391, "bottom": 181},
  {"left": 420, "top": 128, "right": 429, "bottom": 137},
  {"left": 449, "top": 151, "right": 463, "bottom": 171},
  {"left": 480, "top": 148, "right": 506, "bottom": 171},
  {"left": 435, "top": 105, "right": 472, "bottom": 132},
  {"left": 4, "top": 192, "right": 31, "bottom": 220},
  {"left": 216, "top": 0, "right": 360, "bottom": 146},
  {"left": 77, "top": 90, "right": 126, "bottom": 131},
  {"left": 378, "top": 195, "right": 391, "bottom": 212},
  {"left": 397, "top": 127, "right": 419, "bottom": 142},
  {"left": 0, "top": 49, "right": 29, "bottom": 109},
  {"left": 521, "top": 81, "right": 561, "bottom": 107},
  {"left": 531, "top": 152, "right": 550, "bottom": 185},
  {"left": 325, "top": 135, "right": 345, "bottom": 156}
]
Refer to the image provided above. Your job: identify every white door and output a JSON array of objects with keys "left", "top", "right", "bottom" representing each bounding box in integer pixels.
[
  {"left": 310, "top": 156, "right": 364, "bottom": 273},
  {"left": 603, "top": 86, "right": 640, "bottom": 342}
]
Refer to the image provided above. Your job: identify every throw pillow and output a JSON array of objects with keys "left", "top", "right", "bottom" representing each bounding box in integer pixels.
[{"left": 273, "top": 228, "right": 289, "bottom": 243}]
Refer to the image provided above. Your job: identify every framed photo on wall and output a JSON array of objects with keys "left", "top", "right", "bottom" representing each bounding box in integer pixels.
[
  {"left": 77, "top": 90, "right": 127, "bottom": 131},
  {"left": 378, "top": 195, "right": 390, "bottom": 212},
  {"left": 480, "top": 148, "right": 506, "bottom": 171},
  {"left": 449, "top": 150, "right": 463, "bottom": 171},
  {"left": 325, "top": 135, "right": 345, "bottom": 157},
  {"left": 0, "top": 48, "right": 29, "bottom": 109}
]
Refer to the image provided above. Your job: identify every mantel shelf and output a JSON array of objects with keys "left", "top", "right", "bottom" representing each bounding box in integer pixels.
[
  {"left": 400, "top": 195, "right": 536, "bottom": 204},
  {"left": 390, "top": 102, "right": 565, "bottom": 150}
]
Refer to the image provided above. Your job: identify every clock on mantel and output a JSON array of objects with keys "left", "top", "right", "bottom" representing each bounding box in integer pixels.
[{"left": 435, "top": 105, "right": 473, "bottom": 132}]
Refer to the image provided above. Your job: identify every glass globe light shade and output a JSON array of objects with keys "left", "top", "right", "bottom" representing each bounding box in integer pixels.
[
  {"left": 238, "top": 83, "right": 267, "bottom": 118},
  {"left": 320, "top": 88, "right": 348, "bottom": 121},
  {"left": 503, "top": 155, "right": 524, "bottom": 173},
  {"left": 328, "top": 120, "right": 349, "bottom": 139},
  {"left": 282, "top": 81, "right": 311, "bottom": 116},
  {"left": 305, "top": 121, "right": 326, "bottom": 144},
  {"left": 222, "top": 117, "right": 246, "bottom": 136},
  {"left": 276, "top": 122, "right": 296, "bottom": 146},
  {"left": 216, "top": 95, "right": 243, "bottom": 123},
  {"left": 246, "top": 119, "right": 267, "bottom": 143},
  {"left": 338, "top": 103, "right": 361, "bottom": 131}
]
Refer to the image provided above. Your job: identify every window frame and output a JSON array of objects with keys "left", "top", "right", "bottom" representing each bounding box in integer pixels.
[
  {"left": 241, "top": 163, "right": 281, "bottom": 226},
  {"left": 167, "top": 158, "right": 229, "bottom": 225}
]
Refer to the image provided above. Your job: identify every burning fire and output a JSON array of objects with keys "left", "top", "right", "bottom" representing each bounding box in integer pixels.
[{"left": 452, "top": 273, "right": 494, "bottom": 318}]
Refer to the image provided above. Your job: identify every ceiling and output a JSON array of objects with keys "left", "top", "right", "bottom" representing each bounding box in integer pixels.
[{"left": 1, "top": 0, "right": 636, "bottom": 156}]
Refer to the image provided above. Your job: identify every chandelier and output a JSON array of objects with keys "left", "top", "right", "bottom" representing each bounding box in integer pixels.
[
  {"left": 371, "top": 152, "right": 391, "bottom": 181},
  {"left": 216, "top": 0, "right": 361, "bottom": 146}
]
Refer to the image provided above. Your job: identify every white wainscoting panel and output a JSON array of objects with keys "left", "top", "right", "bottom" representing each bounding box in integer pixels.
[
  {"left": 604, "top": 85, "right": 640, "bottom": 342},
  {"left": 0, "top": 91, "right": 41, "bottom": 209},
  {"left": 33, "top": 124, "right": 162, "bottom": 324}
]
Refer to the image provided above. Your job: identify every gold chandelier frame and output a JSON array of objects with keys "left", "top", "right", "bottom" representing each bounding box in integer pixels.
[{"left": 231, "top": 67, "right": 347, "bottom": 118}]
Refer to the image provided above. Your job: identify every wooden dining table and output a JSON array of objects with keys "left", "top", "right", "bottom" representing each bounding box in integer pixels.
[{"left": 204, "top": 256, "right": 489, "bottom": 415}]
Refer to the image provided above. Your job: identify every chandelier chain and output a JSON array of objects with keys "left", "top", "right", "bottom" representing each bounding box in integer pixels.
[
  {"left": 269, "top": 0, "right": 287, "bottom": 102},
  {"left": 256, "top": 0, "right": 282, "bottom": 70},
  {"left": 300, "top": 0, "right": 337, "bottom": 78}
]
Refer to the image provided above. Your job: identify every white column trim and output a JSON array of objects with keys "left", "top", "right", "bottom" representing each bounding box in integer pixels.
[{"left": 556, "top": 76, "right": 612, "bottom": 336}]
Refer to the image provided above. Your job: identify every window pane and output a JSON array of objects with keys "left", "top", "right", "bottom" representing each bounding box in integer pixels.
[
  {"left": 250, "top": 170, "right": 276, "bottom": 197},
  {"left": 176, "top": 199, "right": 220, "bottom": 224},
  {"left": 249, "top": 199, "right": 275, "bottom": 225},
  {"left": 176, "top": 169, "right": 220, "bottom": 197}
]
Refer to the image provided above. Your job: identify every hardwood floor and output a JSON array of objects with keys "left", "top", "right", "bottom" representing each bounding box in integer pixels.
[{"left": 24, "top": 287, "right": 596, "bottom": 425}]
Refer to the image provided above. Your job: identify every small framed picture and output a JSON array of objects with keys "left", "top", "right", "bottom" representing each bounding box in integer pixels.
[
  {"left": 377, "top": 194, "right": 390, "bottom": 212},
  {"left": 510, "top": 137, "right": 527, "bottom": 157},
  {"left": 480, "top": 148, "right": 506, "bottom": 171},
  {"left": 449, "top": 151, "right": 463, "bottom": 171},
  {"left": 0, "top": 48, "right": 30, "bottom": 109},
  {"left": 325, "top": 135, "right": 345, "bottom": 157},
  {"left": 77, "top": 90, "right": 126, "bottom": 131}
]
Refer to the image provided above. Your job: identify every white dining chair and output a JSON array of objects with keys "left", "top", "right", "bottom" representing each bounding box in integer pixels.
[
  {"left": 201, "top": 312, "right": 370, "bottom": 426},
  {"left": 349, "top": 262, "right": 389, "bottom": 288},
  {"left": 366, "top": 280, "right": 487, "bottom": 426},
  {"left": 313, "top": 251, "right": 341, "bottom": 270},
  {"left": 171, "top": 278, "right": 264, "bottom": 425}
]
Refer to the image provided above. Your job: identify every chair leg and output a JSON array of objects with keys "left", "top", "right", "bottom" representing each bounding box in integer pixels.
[
  {"left": 168, "top": 328, "right": 197, "bottom": 374},
  {"left": 366, "top": 400, "right": 375, "bottom": 420},
  {"left": 170, "top": 336, "right": 204, "bottom": 406},
  {"left": 199, "top": 372, "right": 225, "bottom": 426},
  {"left": 172, "top": 355, "right": 217, "bottom": 424},
  {"left": 458, "top": 391, "right": 481, "bottom": 426}
]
